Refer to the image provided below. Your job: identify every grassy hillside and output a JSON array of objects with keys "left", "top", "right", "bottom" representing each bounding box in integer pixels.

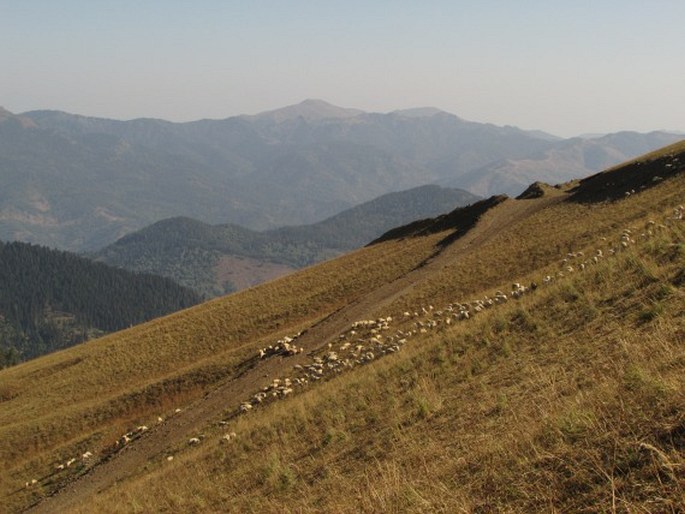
[
  {"left": 0, "top": 241, "right": 201, "bottom": 367},
  {"left": 94, "top": 185, "right": 479, "bottom": 297},
  {"left": 1, "top": 141, "right": 684, "bottom": 513}
]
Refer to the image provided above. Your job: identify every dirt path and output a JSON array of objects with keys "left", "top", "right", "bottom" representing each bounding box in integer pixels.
[{"left": 26, "top": 196, "right": 561, "bottom": 513}]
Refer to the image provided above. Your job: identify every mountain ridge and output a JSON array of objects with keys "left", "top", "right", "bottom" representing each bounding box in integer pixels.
[
  {"left": 447, "top": 130, "right": 681, "bottom": 196},
  {"left": 1, "top": 101, "right": 682, "bottom": 251},
  {"left": 241, "top": 98, "right": 365, "bottom": 122}
]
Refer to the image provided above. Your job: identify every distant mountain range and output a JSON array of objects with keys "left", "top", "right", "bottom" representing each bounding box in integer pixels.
[
  {"left": 0, "top": 240, "right": 200, "bottom": 367},
  {"left": 0, "top": 100, "right": 681, "bottom": 251},
  {"left": 446, "top": 131, "right": 681, "bottom": 197},
  {"left": 93, "top": 185, "right": 479, "bottom": 297}
]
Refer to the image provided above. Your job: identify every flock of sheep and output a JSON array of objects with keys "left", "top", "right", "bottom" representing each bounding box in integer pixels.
[
  {"left": 23, "top": 202, "right": 683, "bottom": 491},
  {"left": 257, "top": 334, "right": 304, "bottom": 359},
  {"left": 232, "top": 208, "right": 683, "bottom": 422},
  {"left": 24, "top": 451, "right": 93, "bottom": 489}
]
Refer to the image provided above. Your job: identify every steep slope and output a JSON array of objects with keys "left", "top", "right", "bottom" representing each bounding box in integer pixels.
[
  {"left": 450, "top": 131, "right": 682, "bottom": 197},
  {"left": 1, "top": 143, "right": 684, "bottom": 513},
  {"left": 0, "top": 241, "right": 201, "bottom": 367},
  {"left": 570, "top": 139, "right": 685, "bottom": 202},
  {"left": 93, "top": 185, "right": 480, "bottom": 297}
]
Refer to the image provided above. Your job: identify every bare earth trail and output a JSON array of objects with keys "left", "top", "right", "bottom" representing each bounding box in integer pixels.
[{"left": 26, "top": 196, "right": 562, "bottom": 513}]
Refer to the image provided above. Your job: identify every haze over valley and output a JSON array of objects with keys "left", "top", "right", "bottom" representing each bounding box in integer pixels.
[{"left": 0, "top": 101, "right": 680, "bottom": 253}]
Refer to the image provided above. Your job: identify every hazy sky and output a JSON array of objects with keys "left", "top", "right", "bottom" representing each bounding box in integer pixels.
[{"left": 2, "top": 0, "right": 684, "bottom": 137}]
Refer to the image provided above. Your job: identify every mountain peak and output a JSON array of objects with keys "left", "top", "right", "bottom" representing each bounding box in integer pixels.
[
  {"left": 391, "top": 107, "right": 446, "bottom": 118},
  {"left": 247, "top": 99, "right": 364, "bottom": 123}
]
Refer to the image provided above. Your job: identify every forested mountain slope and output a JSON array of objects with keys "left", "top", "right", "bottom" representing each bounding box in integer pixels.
[
  {"left": 0, "top": 240, "right": 200, "bottom": 367},
  {"left": 94, "top": 185, "right": 479, "bottom": 297}
]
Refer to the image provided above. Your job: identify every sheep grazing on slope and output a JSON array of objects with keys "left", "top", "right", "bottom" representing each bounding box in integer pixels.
[
  {"left": 511, "top": 283, "right": 528, "bottom": 298},
  {"left": 494, "top": 291, "right": 508, "bottom": 304},
  {"left": 258, "top": 333, "right": 304, "bottom": 359},
  {"left": 220, "top": 432, "right": 237, "bottom": 444}
]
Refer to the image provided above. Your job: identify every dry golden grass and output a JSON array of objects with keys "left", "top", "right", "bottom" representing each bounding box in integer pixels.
[
  {"left": 2, "top": 148, "right": 684, "bottom": 512},
  {"left": 1, "top": 226, "right": 444, "bottom": 512},
  {"left": 75, "top": 214, "right": 685, "bottom": 513}
]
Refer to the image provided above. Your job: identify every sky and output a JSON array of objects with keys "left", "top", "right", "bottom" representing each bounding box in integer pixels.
[{"left": 2, "top": 0, "right": 684, "bottom": 137}]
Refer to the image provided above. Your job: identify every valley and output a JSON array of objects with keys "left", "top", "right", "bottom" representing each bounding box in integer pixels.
[{"left": 92, "top": 185, "right": 479, "bottom": 297}]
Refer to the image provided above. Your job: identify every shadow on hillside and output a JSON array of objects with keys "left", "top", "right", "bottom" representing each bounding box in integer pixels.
[
  {"left": 368, "top": 195, "right": 508, "bottom": 248},
  {"left": 516, "top": 181, "right": 566, "bottom": 200},
  {"left": 568, "top": 147, "right": 685, "bottom": 204}
]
